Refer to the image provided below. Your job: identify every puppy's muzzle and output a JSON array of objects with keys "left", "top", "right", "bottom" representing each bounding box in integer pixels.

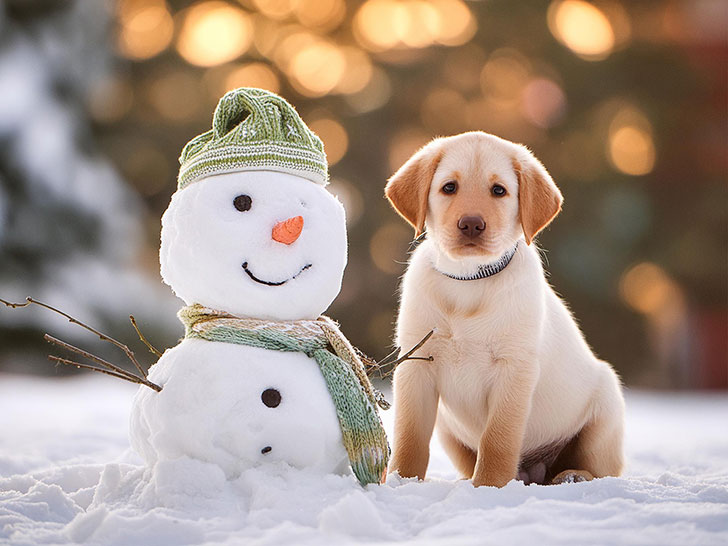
[{"left": 458, "top": 215, "right": 486, "bottom": 239}]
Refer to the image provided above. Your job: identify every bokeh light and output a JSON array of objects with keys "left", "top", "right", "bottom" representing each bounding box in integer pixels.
[
  {"left": 223, "top": 63, "right": 280, "bottom": 95},
  {"left": 369, "top": 222, "right": 413, "bottom": 274},
  {"left": 521, "top": 77, "right": 567, "bottom": 128},
  {"left": 116, "top": 0, "right": 173, "bottom": 61},
  {"left": 619, "top": 262, "right": 683, "bottom": 317},
  {"left": 145, "top": 71, "right": 202, "bottom": 121},
  {"left": 309, "top": 118, "right": 349, "bottom": 165},
  {"left": 345, "top": 67, "right": 392, "bottom": 113},
  {"left": 288, "top": 40, "right": 346, "bottom": 97},
  {"left": 388, "top": 128, "right": 430, "bottom": 174},
  {"left": 176, "top": 2, "right": 253, "bottom": 67},
  {"left": 251, "top": 0, "right": 295, "bottom": 21},
  {"left": 294, "top": 0, "right": 346, "bottom": 31},
  {"left": 548, "top": 0, "right": 615, "bottom": 60},
  {"left": 480, "top": 49, "right": 531, "bottom": 109},
  {"left": 607, "top": 106, "right": 656, "bottom": 176},
  {"left": 334, "top": 47, "right": 374, "bottom": 95},
  {"left": 353, "top": 0, "right": 475, "bottom": 52}
]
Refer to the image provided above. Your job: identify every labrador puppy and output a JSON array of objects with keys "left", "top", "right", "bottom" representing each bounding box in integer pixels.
[{"left": 385, "top": 131, "right": 625, "bottom": 487}]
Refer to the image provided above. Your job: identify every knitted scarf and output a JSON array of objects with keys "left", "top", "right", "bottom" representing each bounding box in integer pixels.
[{"left": 178, "top": 304, "right": 390, "bottom": 486}]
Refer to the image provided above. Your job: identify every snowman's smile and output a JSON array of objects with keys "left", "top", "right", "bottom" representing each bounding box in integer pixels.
[{"left": 242, "top": 261, "right": 312, "bottom": 286}]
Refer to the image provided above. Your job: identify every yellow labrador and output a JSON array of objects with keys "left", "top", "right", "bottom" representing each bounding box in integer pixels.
[{"left": 385, "top": 132, "right": 625, "bottom": 487}]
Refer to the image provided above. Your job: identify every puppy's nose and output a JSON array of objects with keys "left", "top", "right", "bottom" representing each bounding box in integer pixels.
[
  {"left": 457, "top": 215, "right": 485, "bottom": 238},
  {"left": 272, "top": 216, "right": 304, "bottom": 245}
]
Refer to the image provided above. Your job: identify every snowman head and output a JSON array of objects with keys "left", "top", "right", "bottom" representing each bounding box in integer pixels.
[
  {"left": 160, "top": 170, "right": 346, "bottom": 320},
  {"left": 160, "top": 87, "right": 347, "bottom": 320}
]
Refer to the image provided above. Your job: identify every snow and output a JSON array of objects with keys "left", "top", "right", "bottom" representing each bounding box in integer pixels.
[
  {"left": 130, "top": 339, "right": 348, "bottom": 478},
  {"left": 1, "top": 374, "right": 726, "bottom": 545},
  {"left": 160, "top": 171, "right": 347, "bottom": 321}
]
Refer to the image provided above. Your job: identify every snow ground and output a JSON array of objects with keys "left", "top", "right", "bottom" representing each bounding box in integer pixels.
[{"left": 1, "top": 374, "right": 726, "bottom": 545}]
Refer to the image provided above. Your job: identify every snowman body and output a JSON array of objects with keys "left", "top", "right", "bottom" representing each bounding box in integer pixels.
[
  {"left": 130, "top": 339, "right": 349, "bottom": 477},
  {"left": 129, "top": 170, "right": 352, "bottom": 477}
]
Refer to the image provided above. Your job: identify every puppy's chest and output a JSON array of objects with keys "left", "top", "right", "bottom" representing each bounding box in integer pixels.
[{"left": 429, "top": 315, "right": 506, "bottom": 378}]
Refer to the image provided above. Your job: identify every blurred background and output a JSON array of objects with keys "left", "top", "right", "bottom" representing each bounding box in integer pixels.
[{"left": 0, "top": 0, "right": 725, "bottom": 389}]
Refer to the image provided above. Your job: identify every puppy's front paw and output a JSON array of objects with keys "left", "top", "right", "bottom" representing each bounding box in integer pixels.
[
  {"left": 550, "top": 469, "right": 594, "bottom": 484},
  {"left": 472, "top": 472, "right": 513, "bottom": 488}
]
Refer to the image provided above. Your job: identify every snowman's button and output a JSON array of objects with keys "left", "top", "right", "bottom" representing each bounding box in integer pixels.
[
  {"left": 233, "top": 194, "right": 252, "bottom": 212},
  {"left": 261, "top": 446, "right": 272, "bottom": 454},
  {"left": 261, "top": 388, "right": 281, "bottom": 408}
]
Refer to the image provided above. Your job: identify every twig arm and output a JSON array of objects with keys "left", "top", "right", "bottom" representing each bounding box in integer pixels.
[
  {"left": 130, "top": 315, "right": 163, "bottom": 358},
  {"left": 2, "top": 296, "right": 161, "bottom": 392},
  {"left": 1, "top": 296, "right": 148, "bottom": 377},
  {"left": 49, "top": 356, "right": 162, "bottom": 392}
]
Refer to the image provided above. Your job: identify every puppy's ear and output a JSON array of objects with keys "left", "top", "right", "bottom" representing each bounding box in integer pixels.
[
  {"left": 513, "top": 150, "right": 563, "bottom": 245},
  {"left": 385, "top": 141, "right": 443, "bottom": 236}
]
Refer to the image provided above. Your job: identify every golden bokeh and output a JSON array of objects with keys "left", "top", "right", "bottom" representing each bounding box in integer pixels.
[
  {"left": 480, "top": 49, "right": 531, "bottom": 108},
  {"left": 430, "top": 0, "right": 477, "bottom": 46},
  {"left": 353, "top": 0, "right": 475, "bottom": 51},
  {"left": 619, "top": 262, "right": 682, "bottom": 316},
  {"left": 223, "top": 63, "right": 280, "bottom": 94},
  {"left": 271, "top": 30, "right": 318, "bottom": 73},
  {"left": 145, "top": 71, "right": 202, "bottom": 121},
  {"left": 353, "top": 0, "right": 402, "bottom": 52},
  {"left": 176, "top": 2, "right": 253, "bottom": 67},
  {"left": 607, "top": 106, "right": 656, "bottom": 176},
  {"left": 388, "top": 128, "right": 430, "bottom": 174},
  {"left": 251, "top": 0, "right": 295, "bottom": 20},
  {"left": 288, "top": 40, "right": 346, "bottom": 97},
  {"left": 334, "top": 47, "right": 374, "bottom": 95},
  {"left": 547, "top": 0, "right": 615, "bottom": 60},
  {"left": 345, "top": 67, "right": 392, "bottom": 113},
  {"left": 294, "top": 0, "right": 346, "bottom": 31},
  {"left": 116, "top": 0, "right": 173, "bottom": 60},
  {"left": 369, "top": 222, "right": 413, "bottom": 274},
  {"left": 309, "top": 118, "right": 349, "bottom": 165}
]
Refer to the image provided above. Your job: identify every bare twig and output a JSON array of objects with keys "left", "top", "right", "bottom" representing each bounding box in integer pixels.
[
  {"left": 1, "top": 297, "right": 147, "bottom": 377},
  {"left": 364, "top": 329, "right": 435, "bottom": 379},
  {"left": 49, "top": 356, "right": 162, "bottom": 392},
  {"left": 129, "top": 315, "right": 163, "bottom": 358},
  {"left": 45, "top": 334, "right": 140, "bottom": 381},
  {"left": 2, "top": 296, "right": 161, "bottom": 392}
]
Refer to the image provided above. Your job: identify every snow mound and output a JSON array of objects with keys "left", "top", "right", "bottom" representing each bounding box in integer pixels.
[{"left": 1, "top": 375, "right": 727, "bottom": 545}]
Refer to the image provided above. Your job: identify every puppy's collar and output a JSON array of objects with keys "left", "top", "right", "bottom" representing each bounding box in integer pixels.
[{"left": 435, "top": 243, "right": 519, "bottom": 281}]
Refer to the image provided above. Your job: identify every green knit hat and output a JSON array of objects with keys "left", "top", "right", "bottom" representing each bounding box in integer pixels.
[{"left": 178, "top": 87, "right": 328, "bottom": 189}]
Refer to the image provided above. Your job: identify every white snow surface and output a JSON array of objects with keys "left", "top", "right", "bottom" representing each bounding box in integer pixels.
[{"left": 1, "top": 374, "right": 727, "bottom": 546}]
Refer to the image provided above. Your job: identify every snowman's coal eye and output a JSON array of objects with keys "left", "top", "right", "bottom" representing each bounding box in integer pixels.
[
  {"left": 261, "top": 388, "right": 281, "bottom": 408},
  {"left": 233, "top": 194, "right": 252, "bottom": 212}
]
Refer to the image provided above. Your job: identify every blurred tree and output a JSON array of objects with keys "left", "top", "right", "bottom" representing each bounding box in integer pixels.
[{"left": 0, "top": 0, "right": 180, "bottom": 373}]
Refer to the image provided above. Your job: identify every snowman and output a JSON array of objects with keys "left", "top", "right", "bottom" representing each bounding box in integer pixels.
[{"left": 130, "top": 88, "right": 389, "bottom": 486}]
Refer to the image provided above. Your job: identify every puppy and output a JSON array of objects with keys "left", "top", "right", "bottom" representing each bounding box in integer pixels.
[{"left": 385, "top": 132, "right": 625, "bottom": 487}]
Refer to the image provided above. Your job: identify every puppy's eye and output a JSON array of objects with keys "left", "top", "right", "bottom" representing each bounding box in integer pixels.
[
  {"left": 233, "top": 194, "right": 252, "bottom": 212},
  {"left": 442, "top": 182, "right": 457, "bottom": 194},
  {"left": 492, "top": 184, "right": 507, "bottom": 197}
]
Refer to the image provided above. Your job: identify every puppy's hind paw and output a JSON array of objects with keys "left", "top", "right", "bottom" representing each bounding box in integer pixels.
[{"left": 551, "top": 469, "right": 594, "bottom": 484}]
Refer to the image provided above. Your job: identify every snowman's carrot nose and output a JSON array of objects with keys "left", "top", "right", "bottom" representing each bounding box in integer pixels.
[{"left": 272, "top": 216, "right": 304, "bottom": 245}]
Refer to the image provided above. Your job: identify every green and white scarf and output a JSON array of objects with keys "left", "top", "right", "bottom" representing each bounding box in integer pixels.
[{"left": 178, "top": 304, "right": 390, "bottom": 486}]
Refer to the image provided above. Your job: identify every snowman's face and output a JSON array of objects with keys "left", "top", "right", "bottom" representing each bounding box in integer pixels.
[{"left": 160, "top": 171, "right": 347, "bottom": 320}]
